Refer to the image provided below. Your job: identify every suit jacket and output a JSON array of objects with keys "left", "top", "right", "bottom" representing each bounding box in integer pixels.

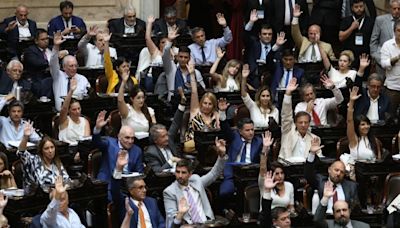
[
  {"left": 314, "top": 203, "right": 370, "bottom": 228},
  {"left": 92, "top": 132, "right": 144, "bottom": 184},
  {"left": 304, "top": 157, "right": 360, "bottom": 208},
  {"left": 354, "top": 88, "right": 391, "bottom": 121},
  {"left": 244, "top": 0, "right": 270, "bottom": 26},
  {"left": 0, "top": 70, "right": 31, "bottom": 94},
  {"left": 23, "top": 45, "right": 49, "bottom": 78},
  {"left": 311, "top": 0, "right": 341, "bottom": 26},
  {"left": 47, "top": 15, "right": 86, "bottom": 37},
  {"left": 258, "top": 197, "right": 273, "bottom": 228},
  {"left": 144, "top": 107, "right": 183, "bottom": 173},
  {"left": 110, "top": 178, "right": 165, "bottom": 228},
  {"left": 153, "top": 18, "right": 189, "bottom": 36},
  {"left": 271, "top": 63, "right": 304, "bottom": 97},
  {"left": 269, "top": 0, "right": 309, "bottom": 34},
  {"left": 163, "top": 156, "right": 226, "bottom": 224},
  {"left": 370, "top": 14, "right": 393, "bottom": 64},
  {"left": 108, "top": 17, "right": 146, "bottom": 36}
]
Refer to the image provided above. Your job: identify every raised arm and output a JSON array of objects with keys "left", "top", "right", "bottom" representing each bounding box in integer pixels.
[
  {"left": 291, "top": 4, "right": 304, "bottom": 48},
  {"left": 102, "top": 31, "right": 114, "bottom": 84},
  {"left": 188, "top": 64, "right": 200, "bottom": 117},
  {"left": 347, "top": 86, "right": 361, "bottom": 149},
  {"left": 117, "top": 71, "right": 130, "bottom": 119},
  {"left": 209, "top": 47, "right": 224, "bottom": 83},
  {"left": 200, "top": 138, "right": 227, "bottom": 187},
  {"left": 77, "top": 25, "right": 98, "bottom": 57},
  {"left": 320, "top": 74, "right": 344, "bottom": 108},
  {"left": 59, "top": 78, "right": 77, "bottom": 130},
  {"left": 18, "top": 121, "right": 34, "bottom": 152},
  {"left": 281, "top": 78, "right": 299, "bottom": 134},
  {"left": 121, "top": 197, "right": 134, "bottom": 228},
  {"left": 146, "top": 16, "right": 159, "bottom": 57},
  {"left": 49, "top": 32, "right": 65, "bottom": 77},
  {"left": 215, "top": 13, "right": 232, "bottom": 46},
  {"left": 40, "top": 176, "right": 66, "bottom": 227},
  {"left": 357, "top": 53, "right": 370, "bottom": 77},
  {"left": 241, "top": 64, "right": 250, "bottom": 97}
]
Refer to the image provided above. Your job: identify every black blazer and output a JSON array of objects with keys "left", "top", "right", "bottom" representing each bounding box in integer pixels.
[
  {"left": 0, "top": 70, "right": 31, "bottom": 94},
  {"left": 23, "top": 45, "right": 49, "bottom": 77},
  {"left": 269, "top": 0, "right": 309, "bottom": 34},
  {"left": 153, "top": 18, "right": 189, "bottom": 36},
  {"left": 108, "top": 17, "right": 146, "bottom": 36}
]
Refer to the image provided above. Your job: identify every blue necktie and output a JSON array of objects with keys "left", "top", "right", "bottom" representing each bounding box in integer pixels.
[
  {"left": 264, "top": 45, "right": 270, "bottom": 60},
  {"left": 240, "top": 141, "right": 248, "bottom": 163},
  {"left": 285, "top": 69, "right": 291, "bottom": 87}
]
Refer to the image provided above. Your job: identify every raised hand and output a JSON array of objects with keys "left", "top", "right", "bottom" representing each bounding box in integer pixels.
[
  {"left": 215, "top": 137, "right": 227, "bottom": 157},
  {"left": 264, "top": 171, "right": 278, "bottom": 190},
  {"left": 87, "top": 25, "right": 98, "bottom": 37},
  {"left": 285, "top": 77, "right": 298, "bottom": 95},
  {"left": 54, "top": 175, "right": 66, "bottom": 200},
  {"left": 178, "top": 197, "right": 189, "bottom": 214},
  {"left": 4, "top": 93, "right": 15, "bottom": 102},
  {"left": 187, "top": 63, "right": 195, "bottom": 75},
  {"left": 103, "top": 31, "right": 112, "bottom": 43},
  {"left": 95, "top": 110, "right": 109, "bottom": 129},
  {"left": 0, "top": 170, "right": 12, "bottom": 176},
  {"left": 53, "top": 32, "right": 65, "bottom": 46},
  {"left": 262, "top": 131, "right": 274, "bottom": 148},
  {"left": 320, "top": 74, "right": 334, "bottom": 89},
  {"left": 168, "top": 27, "right": 179, "bottom": 41},
  {"left": 275, "top": 32, "right": 287, "bottom": 46},
  {"left": 61, "top": 27, "right": 71, "bottom": 36},
  {"left": 323, "top": 181, "right": 336, "bottom": 199},
  {"left": 6, "top": 20, "right": 17, "bottom": 32},
  {"left": 249, "top": 9, "right": 259, "bottom": 23},
  {"left": 216, "top": 13, "right": 227, "bottom": 27},
  {"left": 293, "top": 4, "right": 303, "bottom": 17},
  {"left": 23, "top": 121, "right": 34, "bottom": 137},
  {"left": 349, "top": 86, "right": 361, "bottom": 101},
  {"left": 217, "top": 98, "right": 229, "bottom": 112},
  {"left": 147, "top": 15, "right": 156, "bottom": 24},
  {"left": 0, "top": 192, "right": 8, "bottom": 210},
  {"left": 125, "top": 197, "right": 134, "bottom": 216},
  {"left": 121, "top": 69, "right": 130, "bottom": 82},
  {"left": 117, "top": 150, "right": 128, "bottom": 170},
  {"left": 69, "top": 77, "right": 77, "bottom": 92},
  {"left": 359, "top": 53, "right": 370, "bottom": 69},
  {"left": 310, "top": 137, "right": 324, "bottom": 154},
  {"left": 242, "top": 64, "right": 250, "bottom": 79},
  {"left": 216, "top": 47, "right": 225, "bottom": 59},
  {"left": 306, "top": 100, "right": 315, "bottom": 113}
]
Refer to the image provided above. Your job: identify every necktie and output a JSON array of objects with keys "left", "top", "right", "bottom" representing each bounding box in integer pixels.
[
  {"left": 311, "top": 44, "right": 317, "bottom": 62},
  {"left": 185, "top": 187, "right": 202, "bottom": 223},
  {"left": 332, "top": 184, "right": 338, "bottom": 206},
  {"left": 264, "top": 45, "right": 270, "bottom": 60},
  {"left": 201, "top": 46, "right": 206, "bottom": 64},
  {"left": 285, "top": 69, "right": 291, "bottom": 87},
  {"left": 67, "top": 77, "right": 72, "bottom": 92},
  {"left": 312, "top": 109, "right": 321, "bottom": 126},
  {"left": 240, "top": 141, "right": 248, "bottom": 163},
  {"left": 42, "top": 49, "right": 48, "bottom": 62},
  {"left": 162, "top": 148, "right": 170, "bottom": 161},
  {"left": 138, "top": 202, "right": 146, "bottom": 228}
]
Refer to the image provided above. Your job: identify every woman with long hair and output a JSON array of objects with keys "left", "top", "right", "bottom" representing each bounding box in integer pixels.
[{"left": 0, "top": 152, "right": 16, "bottom": 189}]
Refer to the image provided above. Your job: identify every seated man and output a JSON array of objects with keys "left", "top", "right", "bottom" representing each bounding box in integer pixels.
[
  {"left": 305, "top": 153, "right": 360, "bottom": 214},
  {"left": 292, "top": 4, "right": 336, "bottom": 63},
  {"left": 314, "top": 182, "right": 370, "bottom": 228},
  {"left": 188, "top": 13, "right": 232, "bottom": 66},
  {"left": 354, "top": 73, "right": 391, "bottom": 123},
  {"left": 0, "top": 60, "right": 31, "bottom": 95},
  {"left": 40, "top": 176, "right": 85, "bottom": 227},
  {"left": 0, "top": 4, "right": 36, "bottom": 58},
  {"left": 294, "top": 76, "right": 344, "bottom": 126},
  {"left": 77, "top": 25, "right": 117, "bottom": 67},
  {"left": 50, "top": 32, "right": 90, "bottom": 111},
  {"left": 47, "top": 0, "right": 86, "bottom": 38},
  {"left": 111, "top": 160, "right": 164, "bottom": 227},
  {"left": 93, "top": 111, "right": 144, "bottom": 200},
  {"left": 0, "top": 96, "right": 41, "bottom": 148},
  {"left": 153, "top": 6, "right": 189, "bottom": 36},
  {"left": 279, "top": 78, "right": 323, "bottom": 162},
  {"left": 144, "top": 102, "right": 185, "bottom": 173},
  {"left": 163, "top": 138, "right": 228, "bottom": 226},
  {"left": 108, "top": 5, "right": 146, "bottom": 36}
]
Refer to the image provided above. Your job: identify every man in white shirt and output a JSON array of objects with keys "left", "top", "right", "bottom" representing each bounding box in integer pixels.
[
  {"left": 50, "top": 32, "right": 90, "bottom": 111},
  {"left": 108, "top": 6, "right": 146, "bottom": 36},
  {"left": 294, "top": 75, "right": 344, "bottom": 126},
  {"left": 77, "top": 25, "right": 117, "bottom": 67}
]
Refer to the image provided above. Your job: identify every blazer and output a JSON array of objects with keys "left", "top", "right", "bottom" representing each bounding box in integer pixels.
[
  {"left": 92, "top": 132, "right": 144, "bottom": 184},
  {"left": 314, "top": 203, "right": 370, "bottom": 228},
  {"left": 291, "top": 22, "right": 336, "bottom": 61},
  {"left": 269, "top": 0, "right": 309, "bottom": 34},
  {"left": 354, "top": 88, "right": 391, "bottom": 121},
  {"left": 110, "top": 178, "right": 165, "bottom": 228},
  {"left": 304, "top": 157, "right": 360, "bottom": 208},
  {"left": 370, "top": 14, "right": 394, "bottom": 64},
  {"left": 144, "top": 107, "right": 183, "bottom": 173},
  {"left": 311, "top": 0, "right": 341, "bottom": 26},
  {"left": 23, "top": 45, "right": 49, "bottom": 78},
  {"left": 47, "top": 15, "right": 86, "bottom": 37},
  {"left": 258, "top": 197, "right": 273, "bottom": 228},
  {"left": 108, "top": 17, "right": 146, "bottom": 36},
  {"left": 271, "top": 62, "right": 304, "bottom": 97},
  {"left": 0, "top": 70, "right": 31, "bottom": 94},
  {"left": 163, "top": 156, "right": 226, "bottom": 224},
  {"left": 153, "top": 18, "right": 189, "bottom": 36}
]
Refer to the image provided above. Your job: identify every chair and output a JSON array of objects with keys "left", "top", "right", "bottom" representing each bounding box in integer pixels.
[
  {"left": 12, "top": 159, "right": 24, "bottom": 189},
  {"left": 106, "top": 109, "right": 122, "bottom": 137},
  {"left": 87, "top": 149, "right": 102, "bottom": 179},
  {"left": 244, "top": 184, "right": 260, "bottom": 214},
  {"left": 233, "top": 104, "right": 250, "bottom": 127},
  {"left": 95, "top": 74, "right": 108, "bottom": 94},
  {"left": 336, "top": 137, "right": 350, "bottom": 159},
  {"left": 382, "top": 172, "right": 400, "bottom": 206},
  {"left": 52, "top": 114, "right": 60, "bottom": 140},
  {"left": 392, "top": 133, "right": 400, "bottom": 155},
  {"left": 271, "top": 138, "right": 281, "bottom": 161}
]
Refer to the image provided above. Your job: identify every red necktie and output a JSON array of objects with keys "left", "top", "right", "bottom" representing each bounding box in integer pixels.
[
  {"left": 333, "top": 185, "right": 338, "bottom": 206},
  {"left": 312, "top": 109, "right": 321, "bottom": 126}
]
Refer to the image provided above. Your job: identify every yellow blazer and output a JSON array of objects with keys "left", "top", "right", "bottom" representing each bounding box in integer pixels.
[{"left": 104, "top": 51, "right": 138, "bottom": 94}]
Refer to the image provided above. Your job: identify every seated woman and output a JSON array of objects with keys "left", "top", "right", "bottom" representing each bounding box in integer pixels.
[
  {"left": 103, "top": 31, "right": 138, "bottom": 94},
  {"left": 0, "top": 152, "right": 16, "bottom": 189},
  {"left": 320, "top": 46, "right": 369, "bottom": 89},
  {"left": 17, "top": 122, "right": 70, "bottom": 195},
  {"left": 209, "top": 47, "right": 242, "bottom": 92},
  {"left": 118, "top": 72, "right": 156, "bottom": 145},
  {"left": 184, "top": 64, "right": 220, "bottom": 153},
  {"left": 347, "top": 86, "right": 381, "bottom": 161},
  {"left": 241, "top": 64, "right": 279, "bottom": 128}
]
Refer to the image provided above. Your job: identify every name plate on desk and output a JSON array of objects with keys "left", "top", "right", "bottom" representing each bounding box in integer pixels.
[{"left": 233, "top": 164, "right": 259, "bottom": 179}]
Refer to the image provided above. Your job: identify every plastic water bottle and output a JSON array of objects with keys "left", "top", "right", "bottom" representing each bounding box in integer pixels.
[{"left": 312, "top": 189, "right": 320, "bottom": 215}]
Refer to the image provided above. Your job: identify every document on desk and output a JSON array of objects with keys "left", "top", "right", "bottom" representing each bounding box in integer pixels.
[
  {"left": 387, "top": 194, "right": 400, "bottom": 214},
  {"left": 8, "top": 141, "right": 35, "bottom": 148}
]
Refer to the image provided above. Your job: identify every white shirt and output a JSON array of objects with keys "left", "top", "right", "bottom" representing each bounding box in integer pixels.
[
  {"left": 77, "top": 36, "right": 117, "bottom": 67},
  {"left": 300, "top": 44, "right": 321, "bottom": 63},
  {"left": 271, "top": 181, "right": 295, "bottom": 209},
  {"left": 216, "top": 75, "right": 239, "bottom": 92},
  {"left": 182, "top": 185, "right": 207, "bottom": 224},
  {"left": 381, "top": 38, "right": 400, "bottom": 91},
  {"left": 349, "top": 136, "right": 375, "bottom": 161},
  {"left": 284, "top": 0, "right": 294, "bottom": 25},
  {"left": 235, "top": 139, "right": 251, "bottom": 163},
  {"left": 124, "top": 20, "right": 136, "bottom": 34},
  {"left": 292, "top": 133, "right": 306, "bottom": 160},
  {"left": 242, "top": 93, "right": 280, "bottom": 128},
  {"left": 328, "top": 67, "right": 357, "bottom": 89},
  {"left": 279, "top": 68, "right": 293, "bottom": 88},
  {"left": 326, "top": 183, "right": 345, "bottom": 214},
  {"left": 17, "top": 20, "right": 31, "bottom": 39},
  {"left": 121, "top": 105, "right": 155, "bottom": 138},
  {"left": 132, "top": 198, "right": 153, "bottom": 228},
  {"left": 40, "top": 199, "right": 85, "bottom": 228},
  {"left": 39, "top": 47, "right": 52, "bottom": 62},
  {"left": 366, "top": 92, "right": 379, "bottom": 122},
  {"left": 260, "top": 42, "right": 271, "bottom": 60}
]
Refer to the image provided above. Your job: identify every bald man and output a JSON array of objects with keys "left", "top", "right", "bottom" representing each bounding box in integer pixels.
[
  {"left": 305, "top": 152, "right": 359, "bottom": 214},
  {"left": 314, "top": 182, "right": 370, "bottom": 228},
  {"left": 93, "top": 111, "right": 144, "bottom": 201},
  {"left": 0, "top": 4, "right": 37, "bottom": 58}
]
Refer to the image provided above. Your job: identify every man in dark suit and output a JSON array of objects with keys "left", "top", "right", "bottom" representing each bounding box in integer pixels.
[
  {"left": 0, "top": 60, "right": 31, "bottom": 95},
  {"left": 310, "top": 0, "right": 342, "bottom": 46},
  {"left": 153, "top": 6, "right": 189, "bottom": 36},
  {"left": 305, "top": 152, "right": 360, "bottom": 213},
  {"left": 144, "top": 102, "right": 185, "bottom": 173},
  {"left": 0, "top": 4, "right": 37, "bottom": 58},
  {"left": 111, "top": 171, "right": 164, "bottom": 227},
  {"left": 47, "top": 0, "right": 86, "bottom": 38},
  {"left": 354, "top": 73, "right": 391, "bottom": 122},
  {"left": 93, "top": 110, "right": 144, "bottom": 201},
  {"left": 314, "top": 182, "right": 370, "bottom": 228},
  {"left": 108, "top": 6, "right": 146, "bottom": 36},
  {"left": 244, "top": 0, "right": 271, "bottom": 36}
]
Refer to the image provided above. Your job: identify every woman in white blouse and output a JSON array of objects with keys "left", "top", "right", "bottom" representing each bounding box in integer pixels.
[
  {"left": 320, "top": 45, "right": 370, "bottom": 88},
  {"left": 240, "top": 64, "right": 279, "bottom": 128},
  {"left": 209, "top": 47, "right": 242, "bottom": 92}
]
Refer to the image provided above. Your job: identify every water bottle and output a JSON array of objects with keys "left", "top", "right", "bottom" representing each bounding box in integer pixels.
[
  {"left": 312, "top": 189, "right": 320, "bottom": 215},
  {"left": 16, "top": 86, "right": 21, "bottom": 101}
]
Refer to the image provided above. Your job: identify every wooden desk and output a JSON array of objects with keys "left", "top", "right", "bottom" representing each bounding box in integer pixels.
[{"left": 194, "top": 130, "right": 224, "bottom": 166}]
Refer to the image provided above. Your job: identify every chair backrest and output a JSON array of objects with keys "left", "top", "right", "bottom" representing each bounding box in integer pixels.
[
  {"left": 106, "top": 109, "right": 122, "bottom": 137},
  {"left": 382, "top": 172, "right": 400, "bottom": 206},
  {"left": 392, "top": 133, "right": 399, "bottom": 155},
  {"left": 96, "top": 74, "right": 109, "bottom": 94},
  {"left": 244, "top": 184, "right": 260, "bottom": 214},
  {"left": 87, "top": 149, "right": 102, "bottom": 179},
  {"left": 12, "top": 159, "right": 24, "bottom": 189},
  {"left": 233, "top": 104, "right": 250, "bottom": 127}
]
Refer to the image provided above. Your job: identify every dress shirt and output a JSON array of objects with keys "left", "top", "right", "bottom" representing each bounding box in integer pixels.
[
  {"left": 17, "top": 20, "right": 31, "bottom": 39},
  {"left": 124, "top": 20, "right": 136, "bottom": 34},
  {"left": 132, "top": 198, "right": 153, "bottom": 228},
  {"left": 381, "top": 38, "right": 400, "bottom": 91},
  {"left": 40, "top": 199, "right": 85, "bottom": 228},
  {"left": 366, "top": 92, "right": 379, "bottom": 122},
  {"left": 279, "top": 68, "right": 293, "bottom": 88},
  {"left": 292, "top": 133, "right": 306, "bottom": 159},
  {"left": 300, "top": 44, "right": 321, "bottom": 63},
  {"left": 181, "top": 185, "right": 207, "bottom": 223},
  {"left": 235, "top": 138, "right": 251, "bottom": 163},
  {"left": 159, "top": 147, "right": 174, "bottom": 166},
  {"left": 322, "top": 183, "right": 345, "bottom": 214},
  {"left": 260, "top": 42, "right": 271, "bottom": 61},
  {"left": 62, "top": 17, "right": 72, "bottom": 29},
  {"left": 284, "top": 0, "right": 294, "bottom": 25},
  {"left": 39, "top": 47, "right": 51, "bottom": 62},
  {"left": 77, "top": 36, "right": 117, "bottom": 67}
]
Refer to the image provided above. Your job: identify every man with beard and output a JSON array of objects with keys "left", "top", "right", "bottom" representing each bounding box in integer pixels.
[{"left": 314, "top": 182, "right": 370, "bottom": 228}]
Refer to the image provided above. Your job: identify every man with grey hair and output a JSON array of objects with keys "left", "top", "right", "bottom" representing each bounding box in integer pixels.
[
  {"left": 144, "top": 101, "right": 185, "bottom": 173},
  {"left": 108, "top": 5, "right": 146, "bottom": 36},
  {"left": 153, "top": 6, "right": 189, "bottom": 36},
  {"left": 50, "top": 32, "right": 90, "bottom": 111},
  {"left": 0, "top": 59, "right": 31, "bottom": 94}
]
